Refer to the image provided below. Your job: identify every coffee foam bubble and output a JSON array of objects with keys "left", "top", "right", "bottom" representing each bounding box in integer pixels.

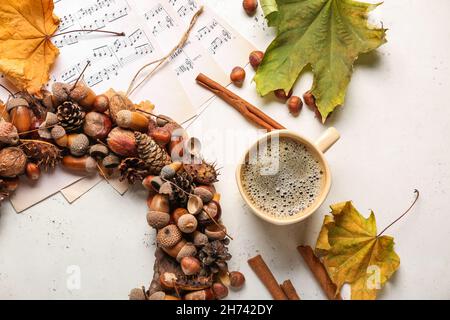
[{"left": 241, "top": 138, "right": 324, "bottom": 218}]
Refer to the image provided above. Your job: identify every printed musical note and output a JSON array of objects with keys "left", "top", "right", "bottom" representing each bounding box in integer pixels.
[{"left": 144, "top": 4, "right": 175, "bottom": 37}]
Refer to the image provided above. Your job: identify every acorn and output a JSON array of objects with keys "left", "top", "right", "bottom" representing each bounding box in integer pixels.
[
  {"left": 51, "top": 125, "right": 68, "bottom": 147},
  {"left": 150, "top": 194, "right": 170, "bottom": 212},
  {"left": 116, "top": 110, "right": 149, "bottom": 132},
  {"left": 205, "top": 224, "right": 227, "bottom": 240},
  {"left": 83, "top": 112, "right": 112, "bottom": 140},
  {"left": 0, "top": 120, "right": 19, "bottom": 145},
  {"left": 184, "top": 288, "right": 215, "bottom": 300},
  {"left": 7, "top": 98, "right": 32, "bottom": 133},
  {"left": 0, "top": 147, "right": 27, "bottom": 178},
  {"left": 89, "top": 144, "right": 109, "bottom": 159},
  {"left": 192, "top": 231, "right": 209, "bottom": 246},
  {"left": 102, "top": 154, "right": 120, "bottom": 168},
  {"left": 150, "top": 127, "right": 171, "bottom": 146},
  {"left": 69, "top": 82, "right": 96, "bottom": 111},
  {"left": 92, "top": 94, "right": 110, "bottom": 113},
  {"left": 176, "top": 242, "right": 197, "bottom": 262},
  {"left": 156, "top": 224, "right": 182, "bottom": 248},
  {"left": 51, "top": 82, "right": 70, "bottom": 106},
  {"left": 129, "top": 288, "right": 147, "bottom": 300},
  {"left": 181, "top": 256, "right": 201, "bottom": 276},
  {"left": 162, "top": 238, "right": 186, "bottom": 258},
  {"left": 147, "top": 210, "right": 170, "bottom": 229},
  {"left": 229, "top": 271, "right": 246, "bottom": 290},
  {"left": 171, "top": 207, "right": 188, "bottom": 224},
  {"left": 25, "top": 163, "right": 41, "bottom": 181},
  {"left": 67, "top": 133, "right": 90, "bottom": 156},
  {"left": 177, "top": 214, "right": 198, "bottom": 234},
  {"left": 107, "top": 127, "right": 137, "bottom": 157},
  {"left": 212, "top": 282, "right": 229, "bottom": 300},
  {"left": 62, "top": 155, "right": 97, "bottom": 174},
  {"left": 46, "top": 112, "right": 59, "bottom": 126},
  {"left": 194, "top": 186, "right": 214, "bottom": 203},
  {"left": 187, "top": 195, "right": 203, "bottom": 215},
  {"left": 160, "top": 162, "right": 182, "bottom": 179}
]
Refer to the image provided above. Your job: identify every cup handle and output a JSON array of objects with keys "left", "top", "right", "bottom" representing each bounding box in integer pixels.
[{"left": 315, "top": 127, "right": 340, "bottom": 153}]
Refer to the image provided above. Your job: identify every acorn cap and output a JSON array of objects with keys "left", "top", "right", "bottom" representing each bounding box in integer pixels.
[
  {"left": 176, "top": 242, "right": 197, "bottom": 262},
  {"left": 38, "top": 121, "right": 53, "bottom": 140},
  {"left": 52, "top": 82, "right": 70, "bottom": 104},
  {"left": 50, "top": 125, "right": 66, "bottom": 140},
  {"left": 177, "top": 214, "right": 198, "bottom": 234},
  {"left": 69, "top": 82, "right": 89, "bottom": 101},
  {"left": 45, "top": 112, "right": 59, "bottom": 126},
  {"left": 85, "top": 156, "right": 98, "bottom": 174},
  {"left": 156, "top": 224, "right": 182, "bottom": 248},
  {"left": 116, "top": 110, "right": 132, "bottom": 127},
  {"left": 6, "top": 98, "right": 29, "bottom": 111},
  {"left": 89, "top": 144, "right": 109, "bottom": 158},
  {"left": 148, "top": 291, "right": 165, "bottom": 300},
  {"left": 129, "top": 288, "right": 147, "bottom": 300},
  {"left": 102, "top": 154, "right": 120, "bottom": 168},
  {"left": 147, "top": 210, "right": 170, "bottom": 229},
  {"left": 69, "top": 134, "right": 90, "bottom": 156}
]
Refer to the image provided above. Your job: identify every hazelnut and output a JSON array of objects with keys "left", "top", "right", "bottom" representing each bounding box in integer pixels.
[
  {"left": 156, "top": 225, "right": 182, "bottom": 248},
  {"left": 107, "top": 127, "right": 137, "bottom": 157},
  {"left": 25, "top": 163, "right": 41, "bottom": 181},
  {"left": 212, "top": 282, "right": 229, "bottom": 300},
  {"left": 181, "top": 256, "right": 201, "bottom": 276},
  {"left": 83, "top": 112, "right": 112, "bottom": 140},
  {"left": 287, "top": 96, "right": 303, "bottom": 117},
  {"left": 274, "top": 88, "right": 293, "bottom": 101},
  {"left": 230, "top": 66, "right": 246, "bottom": 86},
  {"left": 92, "top": 94, "right": 110, "bottom": 113},
  {"left": 249, "top": 50, "right": 264, "bottom": 70},
  {"left": 229, "top": 271, "right": 246, "bottom": 289},
  {"left": 177, "top": 214, "right": 198, "bottom": 233},
  {"left": 303, "top": 90, "right": 316, "bottom": 109},
  {"left": 243, "top": 0, "right": 258, "bottom": 16}
]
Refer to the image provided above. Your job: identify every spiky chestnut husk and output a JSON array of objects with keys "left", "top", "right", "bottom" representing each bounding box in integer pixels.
[{"left": 183, "top": 161, "right": 219, "bottom": 185}]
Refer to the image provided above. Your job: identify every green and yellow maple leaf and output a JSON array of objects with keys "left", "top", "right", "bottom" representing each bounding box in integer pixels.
[
  {"left": 256, "top": 0, "right": 387, "bottom": 122},
  {"left": 315, "top": 201, "right": 400, "bottom": 300}
]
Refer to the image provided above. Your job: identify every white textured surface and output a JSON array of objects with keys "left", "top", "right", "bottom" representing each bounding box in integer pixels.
[{"left": 1, "top": 0, "right": 450, "bottom": 299}]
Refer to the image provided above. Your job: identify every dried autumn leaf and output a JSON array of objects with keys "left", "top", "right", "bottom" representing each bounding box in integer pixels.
[
  {"left": 136, "top": 100, "right": 155, "bottom": 114},
  {"left": 0, "top": 0, "right": 60, "bottom": 93},
  {"left": 315, "top": 201, "right": 400, "bottom": 300},
  {"left": 256, "top": 0, "right": 386, "bottom": 122}
]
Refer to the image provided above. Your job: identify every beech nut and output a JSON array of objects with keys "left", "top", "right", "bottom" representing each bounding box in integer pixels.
[{"left": 181, "top": 256, "right": 201, "bottom": 276}]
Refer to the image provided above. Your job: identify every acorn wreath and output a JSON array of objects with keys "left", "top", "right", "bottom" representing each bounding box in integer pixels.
[{"left": 0, "top": 80, "right": 245, "bottom": 300}]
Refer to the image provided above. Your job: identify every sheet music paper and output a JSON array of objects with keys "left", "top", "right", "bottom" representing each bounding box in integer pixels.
[{"left": 1, "top": 0, "right": 255, "bottom": 211}]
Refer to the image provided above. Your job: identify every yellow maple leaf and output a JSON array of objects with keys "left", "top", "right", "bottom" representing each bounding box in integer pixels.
[
  {"left": 315, "top": 201, "right": 400, "bottom": 300},
  {"left": 136, "top": 100, "right": 155, "bottom": 114},
  {"left": 0, "top": 0, "right": 60, "bottom": 93}
]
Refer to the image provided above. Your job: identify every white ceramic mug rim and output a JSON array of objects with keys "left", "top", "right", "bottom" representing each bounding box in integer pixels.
[{"left": 235, "top": 129, "right": 332, "bottom": 226}]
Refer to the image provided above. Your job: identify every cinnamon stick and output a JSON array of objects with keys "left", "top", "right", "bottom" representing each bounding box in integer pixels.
[
  {"left": 196, "top": 73, "right": 285, "bottom": 131},
  {"left": 248, "top": 255, "right": 288, "bottom": 300},
  {"left": 280, "top": 280, "right": 301, "bottom": 300},
  {"left": 297, "top": 245, "right": 342, "bottom": 300}
]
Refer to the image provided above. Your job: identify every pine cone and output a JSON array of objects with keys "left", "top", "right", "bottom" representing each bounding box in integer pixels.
[
  {"left": 198, "top": 239, "right": 231, "bottom": 276},
  {"left": 57, "top": 101, "right": 85, "bottom": 132},
  {"left": 168, "top": 171, "right": 194, "bottom": 206},
  {"left": 119, "top": 157, "right": 149, "bottom": 184},
  {"left": 135, "top": 132, "right": 171, "bottom": 175},
  {"left": 184, "top": 161, "right": 219, "bottom": 185},
  {"left": 20, "top": 141, "right": 62, "bottom": 171}
]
